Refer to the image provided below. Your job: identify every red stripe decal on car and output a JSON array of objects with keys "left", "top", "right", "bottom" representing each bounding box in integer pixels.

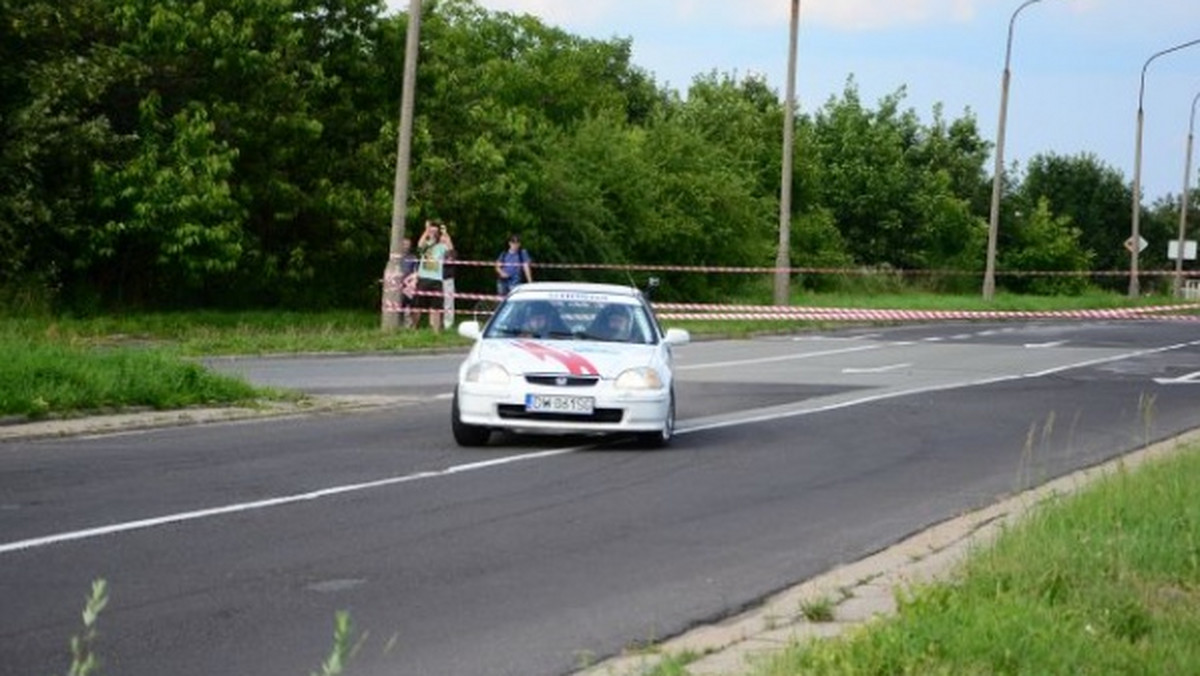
[{"left": 514, "top": 341, "right": 600, "bottom": 376}]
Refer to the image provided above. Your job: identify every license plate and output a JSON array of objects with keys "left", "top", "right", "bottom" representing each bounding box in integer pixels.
[{"left": 525, "top": 394, "right": 594, "bottom": 415}]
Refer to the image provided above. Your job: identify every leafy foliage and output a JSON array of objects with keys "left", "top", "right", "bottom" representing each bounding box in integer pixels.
[
  {"left": 999, "top": 198, "right": 1093, "bottom": 295},
  {"left": 1012, "top": 152, "right": 1133, "bottom": 291},
  {"left": 808, "top": 81, "right": 987, "bottom": 277},
  {"left": 0, "top": 0, "right": 1159, "bottom": 312}
]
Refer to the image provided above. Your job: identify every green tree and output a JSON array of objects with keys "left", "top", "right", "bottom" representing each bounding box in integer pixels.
[
  {"left": 1015, "top": 152, "right": 1132, "bottom": 289},
  {"left": 676, "top": 72, "right": 785, "bottom": 202},
  {"left": 637, "top": 107, "right": 776, "bottom": 299},
  {"left": 808, "top": 80, "right": 986, "bottom": 280},
  {"left": 0, "top": 0, "right": 124, "bottom": 302},
  {"left": 790, "top": 207, "right": 854, "bottom": 292},
  {"left": 91, "top": 97, "right": 245, "bottom": 305},
  {"left": 809, "top": 82, "right": 911, "bottom": 266},
  {"left": 999, "top": 197, "right": 1093, "bottom": 295}
]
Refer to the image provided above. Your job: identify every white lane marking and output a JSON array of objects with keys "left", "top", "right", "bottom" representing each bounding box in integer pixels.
[
  {"left": 1024, "top": 340, "right": 1067, "bottom": 349},
  {"left": 0, "top": 447, "right": 582, "bottom": 556},
  {"left": 7, "top": 338, "right": 1198, "bottom": 557},
  {"left": 842, "top": 363, "right": 912, "bottom": 374},
  {"left": 1154, "top": 370, "right": 1200, "bottom": 384},
  {"left": 679, "top": 343, "right": 882, "bottom": 371},
  {"left": 681, "top": 339, "right": 1200, "bottom": 435}
]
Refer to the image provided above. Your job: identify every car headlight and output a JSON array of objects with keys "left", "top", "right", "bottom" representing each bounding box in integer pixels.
[
  {"left": 464, "top": 361, "right": 511, "bottom": 385},
  {"left": 614, "top": 367, "right": 664, "bottom": 391}
]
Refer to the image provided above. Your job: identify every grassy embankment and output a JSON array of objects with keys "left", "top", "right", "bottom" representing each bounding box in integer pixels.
[
  {"left": 0, "top": 291, "right": 1192, "bottom": 420},
  {"left": 739, "top": 438, "right": 1200, "bottom": 675}
]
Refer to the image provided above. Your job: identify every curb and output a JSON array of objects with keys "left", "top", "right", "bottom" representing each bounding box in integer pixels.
[{"left": 0, "top": 395, "right": 415, "bottom": 442}]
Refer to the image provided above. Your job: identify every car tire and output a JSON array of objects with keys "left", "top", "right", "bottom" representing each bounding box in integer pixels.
[
  {"left": 451, "top": 390, "right": 491, "bottom": 447},
  {"left": 636, "top": 388, "right": 674, "bottom": 449}
]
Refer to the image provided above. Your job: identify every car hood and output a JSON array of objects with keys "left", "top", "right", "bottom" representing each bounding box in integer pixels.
[{"left": 474, "top": 339, "right": 656, "bottom": 378}]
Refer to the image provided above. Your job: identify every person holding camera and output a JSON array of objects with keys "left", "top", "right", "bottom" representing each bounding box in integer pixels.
[{"left": 415, "top": 220, "right": 451, "bottom": 332}]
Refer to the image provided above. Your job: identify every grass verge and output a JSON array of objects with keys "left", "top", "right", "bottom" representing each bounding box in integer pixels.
[
  {"left": 0, "top": 334, "right": 275, "bottom": 419},
  {"left": 2, "top": 290, "right": 1193, "bottom": 419},
  {"left": 752, "top": 443, "right": 1200, "bottom": 675},
  {"left": 0, "top": 310, "right": 470, "bottom": 418}
]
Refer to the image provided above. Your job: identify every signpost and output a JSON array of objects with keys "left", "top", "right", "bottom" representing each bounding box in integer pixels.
[
  {"left": 1168, "top": 239, "right": 1196, "bottom": 299},
  {"left": 1168, "top": 240, "right": 1197, "bottom": 261},
  {"left": 1124, "top": 236, "right": 1148, "bottom": 254}
]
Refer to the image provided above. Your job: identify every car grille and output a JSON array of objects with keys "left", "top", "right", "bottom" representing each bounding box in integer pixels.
[
  {"left": 523, "top": 374, "right": 599, "bottom": 387},
  {"left": 497, "top": 405, "right": 623, "bottom": 423}
]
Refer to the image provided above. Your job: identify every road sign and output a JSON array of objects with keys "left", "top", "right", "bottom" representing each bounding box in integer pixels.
[
  {"left": 1124, "top": 236, "right": 1148, "bottom": 253},
  {"left": 1168, "top": 240, "right": 1197, "bottom": 261}
]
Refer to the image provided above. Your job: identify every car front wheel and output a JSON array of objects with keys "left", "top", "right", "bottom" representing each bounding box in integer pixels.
[
  {"left": 451, "top": 390, "right": 491, "bottom": 447},
  {"left": 636, "top": 389, "right": 674, "bottom": 449}
]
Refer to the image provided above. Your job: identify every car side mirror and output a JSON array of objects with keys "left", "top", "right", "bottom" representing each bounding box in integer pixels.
[
  {"left": 458, "top": 321, "right": 482, "bottom": 340},
  {"left": 663, "top": 328, "right": 690, "bottom": 346}
]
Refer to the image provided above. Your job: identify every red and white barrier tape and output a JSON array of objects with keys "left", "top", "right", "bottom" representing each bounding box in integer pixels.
[
  {"left": 656, "top": 308, "right": 1200, "bottom": 322},
  {"left": 410, "top": 258, "right": 1200, "bottom": 278},
  {"left": 383, "top": 291, "right": 1199, "bottom": 321}
]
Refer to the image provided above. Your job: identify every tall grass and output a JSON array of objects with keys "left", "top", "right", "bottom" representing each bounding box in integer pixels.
[
  {"left": 0, "top": 311, "right": 475, "bottom": 419},
  {"left": 755, "top": 447, "right": 1200, "bottom": 675},
  {"left": 1, "top": 310, "right": 472, "bottom": 356},
  {"left": 0, "top": 334, "right": 267, "bottom": 418}
]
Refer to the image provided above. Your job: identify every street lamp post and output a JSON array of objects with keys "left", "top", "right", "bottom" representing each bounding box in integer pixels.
[
  {"left": 983, "top": 0, "right": 1046, "bottom": 301},
  {"left": 1174, "top": 91, "right": 1200, "bottom": 298},
  {"left": 381, "top": 0, "right": 423, "bottom": 331},
  {"left": 1129, "top": 37, "right": 1200, "bottom": 298},
  {"left": 775, "top": 0, "right": 800, "bottom": 306}
]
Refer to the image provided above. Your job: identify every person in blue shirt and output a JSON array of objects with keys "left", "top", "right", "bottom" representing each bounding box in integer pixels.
[{"left": 495, "top": 234, "right": 533, "bottom": 296}]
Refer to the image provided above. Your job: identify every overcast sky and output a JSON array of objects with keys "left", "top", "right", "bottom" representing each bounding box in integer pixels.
[{"left": 388, "top": 1, "right": 1200, "bottom": 205}]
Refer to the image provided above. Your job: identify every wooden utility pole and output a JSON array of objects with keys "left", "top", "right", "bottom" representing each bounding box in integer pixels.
[
  {"left": 774, "top": 0, "right": 799, "bottom": 306},
  {"left": 382, "top": 0, "right": 422, "bottom": 330}
]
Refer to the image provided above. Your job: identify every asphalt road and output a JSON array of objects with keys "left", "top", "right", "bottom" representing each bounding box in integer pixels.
[{"left": 3, "top": 319, "right": 1200, "bottom": 676}]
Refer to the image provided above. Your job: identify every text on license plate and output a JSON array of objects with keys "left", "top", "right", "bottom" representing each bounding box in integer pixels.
[{"left": 525, "top": 394, "right": 594, "bottom": 415}]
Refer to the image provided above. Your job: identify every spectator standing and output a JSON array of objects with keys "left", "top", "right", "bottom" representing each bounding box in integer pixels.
[
  {"left": 398, "top": 236, "right": 419, "bottom": 329},
  {"left": 495, "top": 234, "right": 533, "bottom": 296},
  {"left": 415, "top": 220, "right": 449, "bottom": 332},
  {"left": 440, "top": 226, "right": 457, "bottom": 329}
]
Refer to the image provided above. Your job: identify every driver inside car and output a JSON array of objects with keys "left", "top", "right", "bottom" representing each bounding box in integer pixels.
[
  {"left": 591, "top": 305, "right": 634, "bottom": 342},
  {"left": 519, "top": 301, "right": 559, "bottom": 337}
]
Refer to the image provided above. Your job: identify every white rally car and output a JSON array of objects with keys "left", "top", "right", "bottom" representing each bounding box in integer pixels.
[{"left": 452, "top": 282, "right": 690, "bottom": 447}]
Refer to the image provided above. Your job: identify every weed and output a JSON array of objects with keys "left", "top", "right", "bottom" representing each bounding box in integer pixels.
[
  {"left": 66, "top": 579, "right": 108, "bottom": 676},
  {"left": 311, "top": 610, "right": 366, "bottom": 676},
  {"left": 800, "top": 596, "right": 836, "bottom": 623}
]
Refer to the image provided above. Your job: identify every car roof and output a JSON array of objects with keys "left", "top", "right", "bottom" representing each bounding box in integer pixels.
[{"left": 507, "top": 282, "right": 645, "bottom": 302}]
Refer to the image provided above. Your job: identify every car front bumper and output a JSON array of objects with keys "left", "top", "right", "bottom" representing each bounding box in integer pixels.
[{"left": 456, "top": 381, "right": 671, "bottom": 435}]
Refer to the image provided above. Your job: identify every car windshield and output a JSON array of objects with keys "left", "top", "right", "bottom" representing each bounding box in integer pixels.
[{"left": 484, "top": 296, "right": 655, "bottom": 344}]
